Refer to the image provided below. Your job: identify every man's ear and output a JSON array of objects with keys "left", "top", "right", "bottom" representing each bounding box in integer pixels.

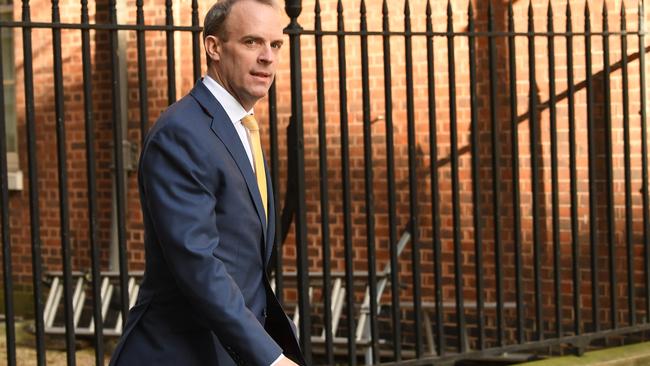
[{"left": 204, "top": 35, "right": 221, "bottom": 63}]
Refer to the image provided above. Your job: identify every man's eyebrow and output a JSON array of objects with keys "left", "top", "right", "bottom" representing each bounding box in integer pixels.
[
  {"left": 240, "top": 34, "right": 264, "bottom": 41},
  {"left": 239, "top": 34, "right": 284, "bottom": 44}
]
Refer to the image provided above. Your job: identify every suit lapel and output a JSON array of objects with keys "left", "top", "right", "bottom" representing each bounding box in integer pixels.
[
  {"left": 190, "top": 81, "right": 268, "bottom": 246},
  {"left": 264, "top": 159, "right": 275, "bottom": 266}
]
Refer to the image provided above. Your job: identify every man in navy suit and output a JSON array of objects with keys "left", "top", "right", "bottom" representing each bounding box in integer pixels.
[{"left": 109, "top": 1, "right": 304, "bottom": 365}]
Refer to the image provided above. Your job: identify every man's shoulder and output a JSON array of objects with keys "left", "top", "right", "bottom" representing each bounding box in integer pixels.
[
  {"left": 161, "top": 93, "right": 208, "bottom": 124},
  {"left": 148, "top": 93, "right": 211, "bottom": 138},
  {"left": 139, "top": 93, "right": 218, "bottom": 171}
]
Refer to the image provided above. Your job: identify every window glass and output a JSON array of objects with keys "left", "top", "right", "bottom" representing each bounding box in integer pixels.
[{"left": 0, "top": 2, "right": 16, "bottom": 166}]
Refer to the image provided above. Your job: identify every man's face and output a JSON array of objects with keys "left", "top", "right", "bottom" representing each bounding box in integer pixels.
[{"left": 207, "top": 1, "right": 284, "bottom": 111}]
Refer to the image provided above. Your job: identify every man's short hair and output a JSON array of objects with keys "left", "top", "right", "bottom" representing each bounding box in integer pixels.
[{"left": 203, "top": 0, "right": 278, "bottom": 67}]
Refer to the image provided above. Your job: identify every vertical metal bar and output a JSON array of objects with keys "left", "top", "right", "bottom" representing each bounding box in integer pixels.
[
  {"left": 426, "top": 0, "right": 443, "bottom": 356},
  {"left": 314, "top": 1, "right": 333, "bottom": 362},
  {"left": 621, "top": 2, "right": 635, "bottom": 327},
  {"left": 508, "top": 0, "right": 524, "bottom": 343},
  {"left": 488, "top": 0, "right": 504, "bottom": 346},
  {"left": 404, "top": 0, "right": 422, "bottom": 356},
  {"left": 382, "top": 0, "right": 401, "bottom": 359},
  {"left": 585, "top": 2, "right": 600, "bottom": 333},
  {"left": 52, "top": 0, "right": 76, "bottom": 363},
  {"left": 335, "top": 1, "right": 355, "bottom": 362},
  {"left": 638, "top": 0, "right": 650, "bottom": 321},
  {"left": 191, "top": 0, "right": 200, "bottom": 82},
  {"left": 109, "top": 0, "right": 130, "bottom": 323},
  {"left": 602, "top": 3, "right": 618, "bottom": 330},
  {"left": 547, "top": 1, "right": 562, "bottom": 338},
  {"left": 269, "top": 81, "right": 283, "bottom": 305},
  {"left": 566, "top": 1, "right": 581, "bottom": 336},
  {"left": 0, "top": 18, "right": 16, "bottom": 366},
  {"left": 22, "top": 0, "right": 46, "bottom": 361},
  {"left": 285, "top": 0, "right": 312, "bottom": 361},
  {"left": 136, "top": 0, "right": 149, "bottom": 144},
  {"left": 80, "top": 0, "right": 103, "bottom": 361},
  {"left": 447, "top": 0, "right": 467, "bottom": 353},
  {"left": 527, "top": 1, "right": 543, "bottom": 341},
  {"left": 165, "top": 0, "right": 176, "bottom": 104},
  {"left": 467, "top": 1, "right": 485, "bottom": 350},
  {"left": 359, "top": 0, "right": 379, "bottom": 362}
]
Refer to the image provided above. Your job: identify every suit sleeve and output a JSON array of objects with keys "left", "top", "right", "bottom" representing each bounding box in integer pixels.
[{"left": 140, "top": 128, "right": 283, "bottom": 366}]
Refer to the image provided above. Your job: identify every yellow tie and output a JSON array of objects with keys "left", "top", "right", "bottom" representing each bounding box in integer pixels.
[{"left": 241, "top": 115, "right": 268, "bottom": 220}]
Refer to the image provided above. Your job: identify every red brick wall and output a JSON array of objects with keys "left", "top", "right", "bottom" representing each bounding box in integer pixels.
[{"left": 3, "top": 0, "right": 650, "bottom": 344}]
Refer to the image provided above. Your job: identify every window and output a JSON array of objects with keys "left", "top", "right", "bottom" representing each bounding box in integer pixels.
[{"left": 0, "top": 0, "right": 21, "bottom": 190}]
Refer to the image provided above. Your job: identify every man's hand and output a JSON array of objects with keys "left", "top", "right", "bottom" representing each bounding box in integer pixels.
[{"left": 275, "top": 356, "right": 299, "bottom": 366}]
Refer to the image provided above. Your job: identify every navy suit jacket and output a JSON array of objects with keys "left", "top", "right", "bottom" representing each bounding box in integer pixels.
[{"left": 109, "top": 80, "right": 305, "bottom": 366}]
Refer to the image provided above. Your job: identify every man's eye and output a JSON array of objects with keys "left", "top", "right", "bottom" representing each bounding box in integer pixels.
[
  {"left": 271, "top": 42, "right": 282, "bottom": 49},
  {"left": 245, "top": 39, "right": 256, "bottom": 45}
]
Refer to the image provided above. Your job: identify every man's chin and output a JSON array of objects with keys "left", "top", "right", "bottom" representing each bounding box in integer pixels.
[{"left": 249, "top": 89, "right": 271, "bottom": 101}]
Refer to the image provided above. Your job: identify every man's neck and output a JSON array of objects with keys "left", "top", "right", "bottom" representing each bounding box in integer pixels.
[{"left": 206, "top": 69, "right": 253, "bottom": 111}]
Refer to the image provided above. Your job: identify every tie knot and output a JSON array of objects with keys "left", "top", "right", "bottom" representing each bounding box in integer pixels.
[{"left": 241, "top": 115, "right": 259, "bottom": 132}]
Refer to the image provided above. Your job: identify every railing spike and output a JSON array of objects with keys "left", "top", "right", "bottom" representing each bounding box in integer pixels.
[
  {"left": 640, "top": 0, "right": 645, "bottom": 33},
  {"left": 488, "top": 0, "right": 493, "bottom": 21},
  {"left": 315, "top": 0, "right": 321, "bottom": 30},
  {"left": 621, "top": 0, "right": 626, "bottom": 18},
  {"left": 337, "top": 0, "right": 344, "bottom": 31},
  {"left": 52, "top": 0, "right": 59, "bottom": 21}
]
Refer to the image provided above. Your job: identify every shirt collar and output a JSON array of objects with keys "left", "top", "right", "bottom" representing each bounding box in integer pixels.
[{"left": 202, "top": 75, "right": 253, "bottom": 123}]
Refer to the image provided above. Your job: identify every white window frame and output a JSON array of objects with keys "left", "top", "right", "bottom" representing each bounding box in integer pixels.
[{"left": 1, "top": 1, "right": 22, "bottom": 190}]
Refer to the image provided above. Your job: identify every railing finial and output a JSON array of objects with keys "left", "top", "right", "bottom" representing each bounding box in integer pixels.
[
  {"left": 639, "top": 0, "right": 645, "bottom": 32},
  {"left": 621, "top": 0, "right": 626, "bottom": 18},
  {"left": 285, "top": 0, "right": 302, "bottom": 22}
]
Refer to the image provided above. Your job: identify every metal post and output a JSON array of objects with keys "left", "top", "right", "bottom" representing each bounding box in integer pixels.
[{"left": 285, "top": 1, "right": 312, "bottom": 362}]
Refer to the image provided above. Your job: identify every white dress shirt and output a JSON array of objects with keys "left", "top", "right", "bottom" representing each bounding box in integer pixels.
[
  {"left": 202, "top": 75, "right": 256, "bottom": 172},
  {"left": 202, "top": 75, "right": 286, "bottom": 366}
]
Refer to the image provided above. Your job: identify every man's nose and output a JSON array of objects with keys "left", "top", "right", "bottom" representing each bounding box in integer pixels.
[{"left": 259, "top": 45, "right": 274, "bottom": 64}]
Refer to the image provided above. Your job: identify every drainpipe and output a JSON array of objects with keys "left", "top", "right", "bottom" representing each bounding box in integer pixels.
[{"left": 109, "top": 0, "right": 133, "bottom": 272}]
